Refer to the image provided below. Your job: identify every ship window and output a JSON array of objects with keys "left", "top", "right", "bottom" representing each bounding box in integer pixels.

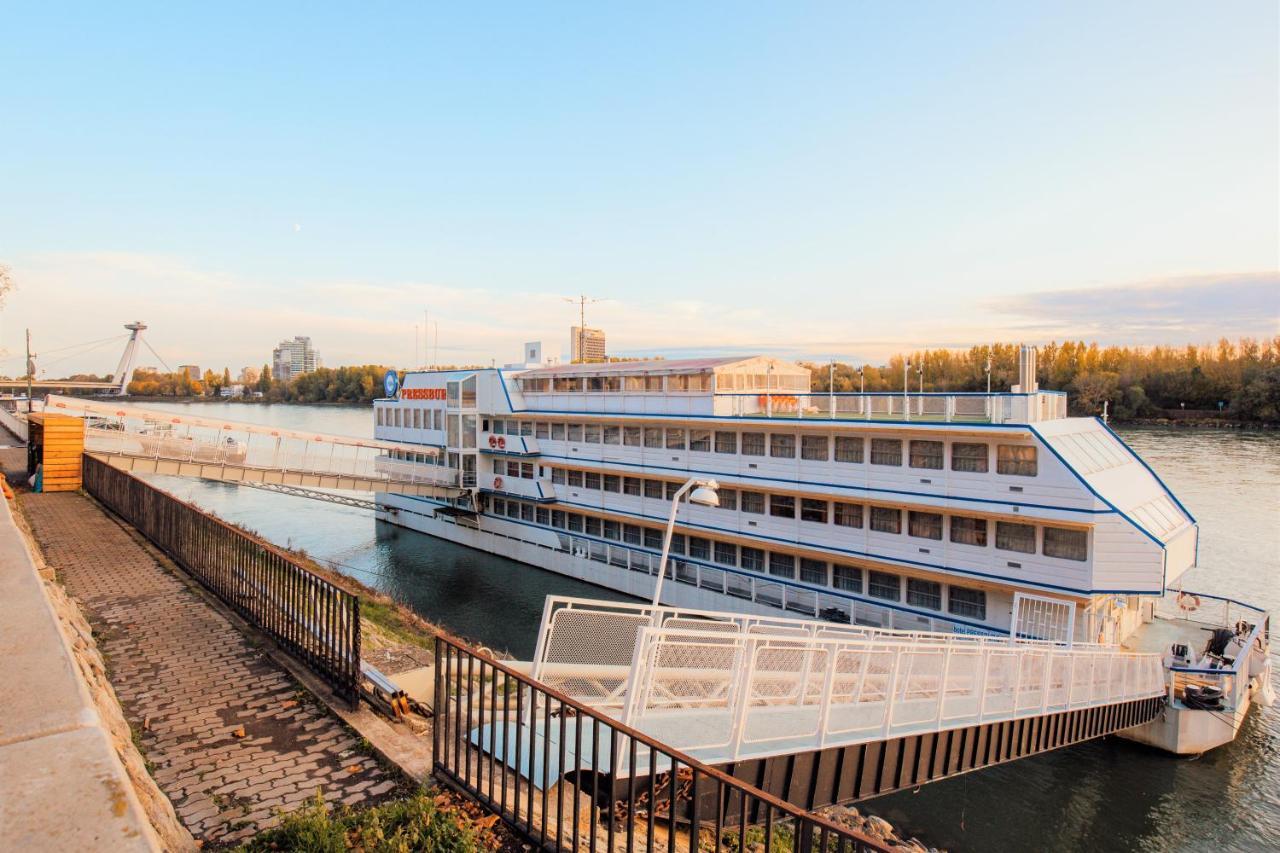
[
  {"left": 535, "top": 421, "right": 549, "bottom": 440},
  {"left": 603, "top": 520, "right": 620, "bottom": 541},
  {"left": 567, "top": 423, "right": 583, "bottom": 442},
  {"left": 740, "top": 547, "right": 765, "bottom": 571},
  {"left": 689, "top": 537, "right": 711, "bottom": 560},
  {"left": 996, "top": 521, "right": 1036, "bottom": 554},
  {"left": 769, "top": 495, "right": 795, "bottom": 518},
  {"left": 461, "top": 375, "right": 477, "bottom": 407},
  {"left": 583, "top": 423, "right": 601, "bottom": 443},
  {"left": 553, "top": 377, "right": 580, "bottom": 392},
  {"left": 551, "top": 422, "right": 566, "bottom": 441},
  {"left": 909, "top": 440, "right": 944, "bottom": 470},
  {"left": 624, "top": 426, "right": 642, "bottom": 446},
  {"left": 490, "top": 418, "right": 504, "bottom": 435},
  {"left": 644, "top": 427, "right": 664, "bottom": 448},
  {"left": 603, "top": 425, "right": 621, "bottom": 445},
  {"left": 491, "top": 498, "right": 505, "bottom": 515},
  {"left": 833, "top": 565, "right": 862, "bottom": 593},
  {"left": 624, "top": 524, "right": 642, "bottom": 545},
  {"left": 950, "top": 516, "right": 988, "bottom": 547},
  {"left": 602, "top": 475, "right": 620, "bottom": 493},
  {"left": 951, "top": 442, "right": 989, "bottom": 473},
  {"left": 801, "top": 435, "right": 828, "bottom": 461},
  {"left": 769, "top": 553, "right": 795, "bottom": 578},
  {"left": 586, "top": 377, "right": 603, "bottom": 392},
  {"left": 462, "top": 415, "right": 478, "bottom": 448},
  {"left": 800, "top": 558, "right": 827, "bottom": 584},
  {"left": 870, "top": 438, "right": 903, "bottom": 466},
  {"left": 669, "top": 534, "right": 685, "bottom": 554},
  {"left": 645, "top": 375, "right": 663, "bottom": 391},
  {"left": 1043, "top": 526, "right": 1088, "bottom": 561},
  {"left": 741, "top": 491, "right": 765, "bottom": 514},
  {"left": 551, "top": 468, "right": 566, "bottom": 485},
  {"left": 521, "top": 462, "right": 534, "bottom": 478},
  {"left": 666, "top": 428, "right": 686, "bottom": 450},
  {"left": 801, "top": 498, "right": 828, "bottom": 524},
  {"left": 644, "top": 479, "right": 663, "bottom": 499},
  {"left": 584, "top": 472, "right": 601, "bottom": 490},
  {"left": 718, "top": 488, "right": 738, "bottom": 511},
  {"left": 997, "top": 445, "right": 1037, "bottom": 477},
  {"left": 870, "top": 506, "right": 901, "bottom": 534},
  {"left": 834, "top": 502, "right": 864, "bottom": 528},
  {"left": 624, "top": 375, "right": 646, "bottom": 392},
  {"left": 521, "top": 503, "right": 534, "bottom": 521},
  {"left": 535, "top": 507, "right": 549, "bottom": 525},
  {"left": 446, "top": 415, "right": 459, "bottom": 446},
  {"left": 447, "top": 381, "right": 460, "bottom": 406},
  {"left": 520, "top": 421, "right": 533, "bottom": 436},
  {"left": 568, "top": 470, "right": 584, "bottom": 488},
  {"left": 715, "top": 542, "right": 738, "bottom": 566},
  {"left": 868, "top": 571, "right": 901, "bottom": 601},
  {"left": 715, "top": 431, "right": 737, "bottom": 454},
  {"left": 434, "top": 409, "right": 443, "bottom": 430},
  {"left": 834, "top": 436, "right": 864, "bottom": 463},
  {"left": 376, "top": 408, "right": 384, "bottom": 426},
  {"left": 908, "top": 511, "right": 943, "bottom": 540},
  {"left": 551, "top": 510, "right": 566, "bottom": 528},
  {"left": 413, "top": 409, "right": 422, "bottom": 429},
  {"left": 668, "top": 374, "right": 690, "bottom": 391},
  {"left": 689, "top": 429, "right": 712, "bottom": 452},
  {"left": 907, "top": 579, "right": 942, "bottom": 610},
  {"left": 741, "top": 432, "right": 766, "bottom": 456},
  {"left": 948, "top": 587, "right": 987, "bottom": 620},
  {"left": 623, "top": 477, "right": 641, "bottom": 496},
  {"left": 492, "top": 459, "right": 506, "bottom": 476},
  {"left": 585, "top": 516, "right": 601, "bottom": 537},
  {"left": 506, "top": 501, "right": 520, "bottom": 519},
  {"left": 394, "top": 409, "right": 403, "bottom": 428},
  {"left": 603, "top": 376, "right": 621, "bottom": 392},
  {"left": 644, "top": 527, "right": 663, "bottom": 549},
  {"left": 770, "top": 433, "right": 796, "bottom": 458}
]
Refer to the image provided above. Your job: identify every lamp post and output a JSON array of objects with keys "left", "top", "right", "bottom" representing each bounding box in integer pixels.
[
  {"left": 651, "top": 477, "right": 720, "bottom": 613},
  {"left": 828, "top": 358, "right": 834, "bottom": 418},
  {"left": 903, "top": 360, "right": 910, "bottom": 421}
]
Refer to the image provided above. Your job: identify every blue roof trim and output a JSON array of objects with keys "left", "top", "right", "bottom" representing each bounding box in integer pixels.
[{"left": 1097, "top": 418, "right": 1197, "bottom": 524}]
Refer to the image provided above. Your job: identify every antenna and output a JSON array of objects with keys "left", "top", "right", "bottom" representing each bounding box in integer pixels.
[{"left": 563, "top": 294, "right": 602, "bottom": 363}]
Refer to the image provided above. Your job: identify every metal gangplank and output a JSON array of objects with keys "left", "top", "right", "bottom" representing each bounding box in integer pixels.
[
  {"left": 516, "top": 597, "right": 1167, "bottom": 809},
  {"left": 45, "top": 395, "right": 464, "bottom": 499}
]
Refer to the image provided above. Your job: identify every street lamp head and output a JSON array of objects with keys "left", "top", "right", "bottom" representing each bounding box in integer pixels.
[{"left": 689, "top": 480, "right": 720, "bottom": 507}]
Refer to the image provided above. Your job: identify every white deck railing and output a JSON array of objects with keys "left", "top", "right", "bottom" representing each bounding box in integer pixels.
[{"left": 712, "top": 391, "right": 1068, "bottom": 424}]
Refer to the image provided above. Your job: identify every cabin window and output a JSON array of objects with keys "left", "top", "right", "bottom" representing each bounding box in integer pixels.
[
  {"left": 996, "top": 521, "right": 1036, "bottom": 554},
  {"left": 833, "top": 565, "right": 862, "bottom": 593},
  {"left": 665, "top": 482, "right": 682, "bottom": 500},
  {"left": 769, "top": 553, "right": 795, "bottom": 578},
  {"left": 603, "top": 520, "right": 620, "bottom": 541},
  {"left": 462, "top": 415, "right": 478, "bottom": 448},
  {"left": 644, "top": 528, "right": 663, "bottom": 549},
  {"left": 715, "top": 542, "right": 738, "bottom": 566},
  {"left": 491, "top": 498, "right": 505, "bottom": 515},
  {"left": 567, "top": 423, "right": 583, "bottom": 442},
  {"left": 520, "top": 462, "right": 534, "bottom": 479},
  {"left": 644, "top": 376, "right": 663, "bottom": 391},
  {"left": 461, "top": 375, "right": 477, "bottom": 407},
  {"left": 668, "top": 374, "right": 690, "bottom": 391},
  {"left": 909, "top": 440, "right": 944, "bottom": 470},
  {"left": 666, "top": 428, "right": 687, "bottom": 450},
  {"left": 506, "top": 501, "right": 520, "bottom": 519},
  {"left": 1043, "top": 527, "right": 1088, "bottom": 561},
  {"left": 948, "top": 587, "right": 987, "bottom": 620},
  {"left": 624, "top": 525, "right": 642, "bottom": 545},
  {"left": 552, "top": 510, "right": 566, "bottom": 528},
  {"left": 770, "top": 433, "right": 796, "bottom": 458},
  {"left": 741, "top": 491, "right": 766, "bottom": 514},
  {"left": 624, "top": 426, "right": 642, "bottom": 446},
  {"left": 583, "top": 472, "right": 601, "bottom": 490},
  {"left": 434, "top": 409, "right": 443, "bottom": 430},
  {"left": 447, "top": 381, "right": 460, "bottom": 406},
  {"left": 551, "top": 468, "right": 566, "bottom": 485},
  {"left": 376, "top": 408, "right": 384, "bottom": 426},
  {"left": 997, "top": 445, "right": 1038, "bottom": 477},
  {"left": 834, "top": 436, "right": 864, "bottom": 463},
  {"left": 583, "top": 423, "right": 601, "bottom": 443},
  {"left": 394, "top": 409, "right": 403, "bottom": 428},
  {"left": 553, "top": 376, "right": 579, "bottom": 392},
  {"left": 801, "top": 498, "right": 828, "bottom": 524},
  {"left": 585, "top": 516, "right": 601, "bottom": 537},
  {"left": 602, "top": 474, "right": 621, "bottom": 493},
  {"left": 551, "top": 422, "right": 566, "bottom": 441},
  {"left": 907, "top": 579, "right": 942, "bottom": 610},
  {"left": 870, "top": 506, "right": 901, "bottom": 534},
  {"left": 769, "top": 495, "right": 795, "bottom": 518},
  {"left": 717, "top": 488, "right": 738, "bottom": 511},
  {"left": 950, "top": 516, "right": 988, "bottom": 547},
  {"left": 603, "top": 425, "right": 621, "bottom": 445},
  {"left": 535, "top": 422, "right": 549, "bottom": 440},
  {"left": 644, "top": 479, "right": 663, "bottom": 499},
  {"left": 715, "top": 431, "right": 737, "bottom": 454},
  {"left": 834, "top": 502, "right": 864, "bottom": 528},
  {"left": 951, "top": 442, "right": 989, "bottom": 473},
  {"left": 493, "top": 459, "right": 506, "bottom": 476},
  {"left": 741, "top": 432, "right": 766, "bottom": 456},
  {"left": 623, "top": 477, "right": 641, "bottom": 496},
  {"left": 520, "top": 421, "right": 533, "bottom": 436},
  {"left": 521, "top": 503, "right": 534, "bottom": 521},
  {"left": 585, "top": 377, "right": 604, "bottom": 392},
  {"left": 412, "top": 409, "right": 422, "bottom": 429},
  {"left": 908, "top": 511, "right": 943, "bottom": 540},
  {"left": 740, "top": 547, "right": 765, "bottom": 572},
  {"left": 868, "top": 571, "right": 901, "bottom": 601},
  {"left": 800, "top": 558, "right": 827, "bottom": 584},
  {"left": 801, "top": 435, "right": 829, "bottom": 461},
  {"left": 568, "top": 470, "right": 584, "bottom": 488},
  {"left": 870, "top": 438, "right": 903, "bottom": 466},
  {"left": 644, "top": 427, "right": 664, "bottom": 448},
  {"left": 689, "top": 537, "right": 711, "bottom": 560},
  {"left": 689, "top": 429, "right": 712, "bottom": 452}
]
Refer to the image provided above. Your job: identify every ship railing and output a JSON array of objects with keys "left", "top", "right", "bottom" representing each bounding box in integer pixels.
[
  {"left": 712, "top": 391, "right": 1067, "bottom": 424},
  {"left": 1163, "top": 618, "right": 1268, "bottom": 714}
]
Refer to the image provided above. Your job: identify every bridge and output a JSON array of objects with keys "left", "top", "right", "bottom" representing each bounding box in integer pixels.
[{"left": 43, "top": 395, "right": 465, "bottom": 500}]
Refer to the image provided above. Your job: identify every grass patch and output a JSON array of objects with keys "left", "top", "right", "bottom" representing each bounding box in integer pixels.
[
  {"left": 360, "top": 599, "right": 435, "bottom": 651},
  {"left": 234, "top": 789, "right": 481, "bottom": 853}
]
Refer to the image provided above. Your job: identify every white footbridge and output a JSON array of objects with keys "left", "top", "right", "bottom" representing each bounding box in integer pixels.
[{"left": 44, "top": 395, "right": 463, "bottom": 500}]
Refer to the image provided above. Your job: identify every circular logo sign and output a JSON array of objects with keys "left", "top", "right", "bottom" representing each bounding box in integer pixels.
[{"left": 383, "top": 370, "right": 400, "bottom": 398}]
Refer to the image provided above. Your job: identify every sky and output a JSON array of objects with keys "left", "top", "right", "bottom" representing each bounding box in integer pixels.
[{"left": 1, "top": 2, "right": 1276, "bottom": 377}]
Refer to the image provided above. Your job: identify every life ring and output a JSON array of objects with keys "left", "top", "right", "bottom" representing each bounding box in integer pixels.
[
  {"left": 488, "top": 435, "right": 498, "bottom": 448},
  {"left": 497, "top": 436, "right": 507, "bottom": 449},
  {"left": 1177, "top": 592, "right": 1201, "bottom": 613},
  {"left": 493, "top": 476, "right": 504, "bottom": 490}
]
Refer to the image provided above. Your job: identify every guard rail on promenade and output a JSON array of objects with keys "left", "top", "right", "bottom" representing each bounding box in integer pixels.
[{"left": 83, "top": 455, "right": 362, "bottom": 705}]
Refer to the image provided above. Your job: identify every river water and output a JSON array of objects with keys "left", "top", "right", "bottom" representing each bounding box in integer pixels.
[{"left": 142, "top": 403, "right": 1279, "bottom": 851}]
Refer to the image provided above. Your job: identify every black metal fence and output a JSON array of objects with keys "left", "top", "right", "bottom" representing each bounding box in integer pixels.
[
  {"left": 83, "top": 455, "right": 361, "bottom": 705},
  {"left": 434, "top": 633, "right": 891, "bottom": 852}
]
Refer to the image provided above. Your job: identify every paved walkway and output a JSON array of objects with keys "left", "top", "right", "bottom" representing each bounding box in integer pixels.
[{"left": 20, "top": 491, "right": 399, "bottom": 846}]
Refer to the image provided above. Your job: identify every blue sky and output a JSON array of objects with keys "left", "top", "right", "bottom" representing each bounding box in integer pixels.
[{"left": 1, "top": 3, "right": 1276, "bottom": 375}]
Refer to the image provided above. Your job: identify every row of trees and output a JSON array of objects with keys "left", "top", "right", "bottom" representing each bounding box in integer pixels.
[
  {"left": 126, "top": 364, "right": 394, "bottom": 403},
  {"left": 803, "top": 338, "right": 1280, "bottom": 422}
]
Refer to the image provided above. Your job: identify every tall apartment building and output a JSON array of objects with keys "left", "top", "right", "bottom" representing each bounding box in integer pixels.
[
  {"left": 272, "top": 336, "right": 320, "bottom": 382},
  {"left": 569, "top": 326, "right": 606, "bottom": 362},
  {"left": 178, "top": 365, "right": 201, "bottom": 381}
]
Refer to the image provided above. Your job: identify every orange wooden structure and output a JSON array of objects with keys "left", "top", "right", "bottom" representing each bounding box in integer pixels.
[{"left": 27, "top": 412, "right": 84, "bottom": 492}]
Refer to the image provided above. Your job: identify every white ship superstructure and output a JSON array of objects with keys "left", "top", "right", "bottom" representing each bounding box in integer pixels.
[{"left": 374, "top": 346, "right": 1271, "bottom": 754}]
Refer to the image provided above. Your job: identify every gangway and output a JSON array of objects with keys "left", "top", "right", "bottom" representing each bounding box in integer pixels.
[
  {"left": 44, "top": 395, "right": 465, "bottom": 500},
  {"left": 478, "top": 596, "right": 1166, "bottom": 812}
]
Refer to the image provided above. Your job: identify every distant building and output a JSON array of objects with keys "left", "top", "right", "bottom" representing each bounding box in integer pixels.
[
  {"left": 570, "top": 326, "right": 606, "bottom": 363},
  {"left": 238, "top": 366, "right": 260, "bottom": 385},
  {"left": 504, "top": 341, "right": 560, "bottom": 370},
  {"left": 178, "top": 364, "right": 201, "bottom": 380},
  {"left": 219, "top": 384, "right": 246, "bottom": 398},
  {"left": 272, "top": 336, "right": 320, "bottom": 382}
]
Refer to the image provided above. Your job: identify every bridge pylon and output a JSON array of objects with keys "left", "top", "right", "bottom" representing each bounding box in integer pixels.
[{"left": 112, "top": 321, "right": 147, "bottom": 396}]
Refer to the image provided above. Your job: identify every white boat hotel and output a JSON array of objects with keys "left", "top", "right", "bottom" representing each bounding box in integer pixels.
[{"left": 373, "top": 344, "right": 1271, "bottom": 755}]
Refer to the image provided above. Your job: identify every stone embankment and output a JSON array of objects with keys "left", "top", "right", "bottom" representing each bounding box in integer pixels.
[{"left": 821, "top": 804, "right": 944, "bottom": 852}]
